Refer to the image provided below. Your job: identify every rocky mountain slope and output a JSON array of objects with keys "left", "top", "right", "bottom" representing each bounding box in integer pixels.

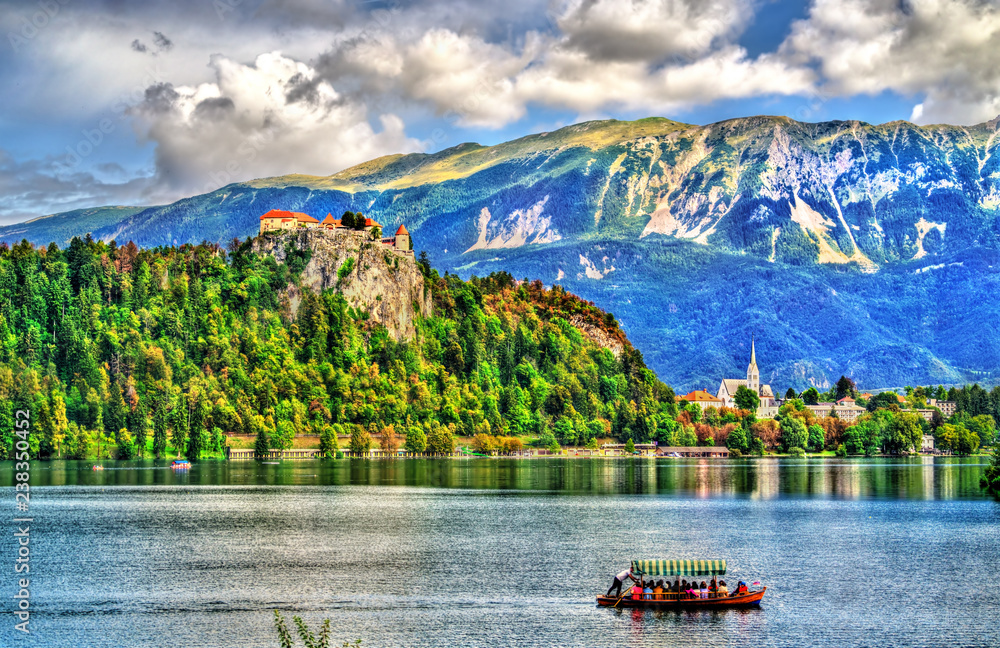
[
  {"left": 253, "top": 229, "right": 430, "bottom": 340},
  {"left": 5, "top": 115, "right": 1000, "bottom": 391}
]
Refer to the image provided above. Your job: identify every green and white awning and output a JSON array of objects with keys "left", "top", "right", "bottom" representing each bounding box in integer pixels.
[{"left": 631, "top": 559, "right": 727, "bottom": 577}]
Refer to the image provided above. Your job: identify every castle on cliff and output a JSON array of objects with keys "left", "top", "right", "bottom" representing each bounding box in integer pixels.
[{"left": 258, "top": 209, "right": 411, "bottom": 253}]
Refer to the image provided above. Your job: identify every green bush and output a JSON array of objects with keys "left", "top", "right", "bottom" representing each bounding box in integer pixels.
[{"left": 788, "top": 446, "right": 806, "bottom": 457}]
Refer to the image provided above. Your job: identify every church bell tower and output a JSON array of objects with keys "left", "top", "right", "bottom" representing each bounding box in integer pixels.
[{"left": 746, "top": 335, "right": 760, "bottom": 394}]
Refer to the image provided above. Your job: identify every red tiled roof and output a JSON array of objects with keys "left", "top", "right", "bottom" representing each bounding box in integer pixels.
[
  {"left": 837, "top": 396, "right": 855, "bottom": 404},
  {"left": 364, "top": 218, "right": 382, "bottom": 228},
  {"left": 396, "top": 224, "right": 409, "bottom": 236},
  {"left": 321, "top": 213, "right": 335, "bottom": 225},
  {"left": 259, "top": 209, "right": 318, "bottom": 223},
  {"left": 683, "top": 390, "right": 723, "bottom": 403}
]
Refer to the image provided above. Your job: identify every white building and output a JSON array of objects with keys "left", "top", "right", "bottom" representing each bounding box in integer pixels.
[{"left": 717, "top": 337, "right": 776, "bottom": 411}]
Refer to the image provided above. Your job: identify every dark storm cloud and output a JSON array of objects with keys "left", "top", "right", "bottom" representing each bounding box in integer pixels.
[
  {"left": 137, "top": 83, "right": 180, "bottom": 113},
  {"left": 131, "top": 39, "right": 147, "bottom": 53},
  {"left": 192, "top": 96, "right": 235, "bottom": 121},
  {"left": 152, "top": 31, "right": 172, "bottom": 51}
]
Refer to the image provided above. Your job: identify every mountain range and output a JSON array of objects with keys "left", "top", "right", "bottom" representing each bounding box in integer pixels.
[{"left": 6, "top": 115, "right": 1000, "bottom": 392}]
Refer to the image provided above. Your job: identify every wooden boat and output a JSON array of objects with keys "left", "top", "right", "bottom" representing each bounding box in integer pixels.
[
  {"left": 597, "top": 559, "right": 766, "bottom": 609},
  {"left": 171, "top": 460, "right": 191, "bottom": 469}
]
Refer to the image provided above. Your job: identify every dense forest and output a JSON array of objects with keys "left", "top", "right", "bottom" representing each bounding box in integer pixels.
[{"left": 0, "top": 235, "right": 995, "bottom": 461}]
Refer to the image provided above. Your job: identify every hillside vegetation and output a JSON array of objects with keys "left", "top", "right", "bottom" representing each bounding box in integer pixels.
[{"left": 1, "top": 235, "right": 995, "bottom": 461}]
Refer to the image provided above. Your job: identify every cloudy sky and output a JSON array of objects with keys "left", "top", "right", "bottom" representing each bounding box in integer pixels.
[{"left": 2, "top": 0, "right": 999, "bottom": 223}]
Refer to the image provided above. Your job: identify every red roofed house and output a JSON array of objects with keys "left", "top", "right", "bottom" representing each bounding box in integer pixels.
[
  {"left": 681, "top": 389, "right": 724, "bottom": 409},
  {"left": 259, "top": 209, "right": 320, "bottom": 235},
  {"left": 320, "top": 213, "right": 340, "bottom": 229}
]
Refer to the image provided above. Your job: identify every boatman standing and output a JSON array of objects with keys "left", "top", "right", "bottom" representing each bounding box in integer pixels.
[{"left": 606, "top": 567, "right": 637, "bottom": 598}]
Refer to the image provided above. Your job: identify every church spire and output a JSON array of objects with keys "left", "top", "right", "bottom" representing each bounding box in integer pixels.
[{"left": 747, "top": 334, "right": 759, "bottom": 393}]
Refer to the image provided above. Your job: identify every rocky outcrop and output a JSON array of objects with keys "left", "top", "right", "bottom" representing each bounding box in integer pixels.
[
  {"left": 568, "top": 315, "right": 625, "bottom": 358},
  {"left": 253, "top": 229, "right": 431, "bottom": 340}
]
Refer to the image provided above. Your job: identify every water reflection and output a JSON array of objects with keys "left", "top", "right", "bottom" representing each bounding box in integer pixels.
[{"left": 3, "top": 457, "right": 990, "bottom": 500}]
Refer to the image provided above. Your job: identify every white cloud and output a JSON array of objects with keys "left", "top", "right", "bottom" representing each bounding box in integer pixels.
[
  {"left": 555, "top": 0, "right": 754, "bottom": 62},
  {"left": 130, "top": 52, "right": 422, "bottom": 197},
  {"left": 782, "top": 0, "right": 1000, "bottom": 124}
]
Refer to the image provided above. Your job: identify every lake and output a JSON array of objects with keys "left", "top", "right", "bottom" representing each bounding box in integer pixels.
[{"left": 1, "top": 457, "right": 997, "bottom": 647}]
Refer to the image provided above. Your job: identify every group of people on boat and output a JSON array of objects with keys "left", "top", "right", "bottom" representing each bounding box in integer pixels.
[{"left": 606, "top": 569, "right": 750, "bottom": 600}]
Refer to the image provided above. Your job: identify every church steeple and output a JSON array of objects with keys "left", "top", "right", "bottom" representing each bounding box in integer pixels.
[{"left": 746, "top": 335, "right": 759, "bottom": 393}]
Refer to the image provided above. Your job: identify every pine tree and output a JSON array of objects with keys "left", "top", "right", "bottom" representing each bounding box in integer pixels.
[{"left": 152, "top": 398, "right": 168, "bottom": 459}]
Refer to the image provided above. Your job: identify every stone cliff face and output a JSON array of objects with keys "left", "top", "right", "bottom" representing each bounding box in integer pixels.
[{"left": 253, "top": 229, "right": 431, "bottom": 340}]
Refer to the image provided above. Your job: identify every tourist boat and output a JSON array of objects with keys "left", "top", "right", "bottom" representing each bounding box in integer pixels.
[
  {"left": 171, "top": 460, "right": 191, "bottom": 470},
  {"left": 596, "top": 559, "right": 766, "bottom": 609},
  {"left": 92, "top": 465, "right": 104, "bottom": 471}
]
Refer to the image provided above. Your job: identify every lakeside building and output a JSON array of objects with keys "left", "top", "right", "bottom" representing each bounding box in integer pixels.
[
  {"left": 716, "top": 337, "right": 777, "bottom": 417},
  {"left": 804, "top": 402, "right": 867, "bottom": 422},
  {"left": 717, "top": 337, "right": 776, "bottom": 408}
]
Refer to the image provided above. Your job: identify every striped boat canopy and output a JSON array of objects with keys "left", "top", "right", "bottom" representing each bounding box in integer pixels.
[{"left": 631, "top": 559, "right": 727, "bottom": 576}]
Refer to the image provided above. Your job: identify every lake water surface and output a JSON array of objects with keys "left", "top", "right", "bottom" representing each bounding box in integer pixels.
[{"left": 1, "top": 457, "right": 997, "bottom": 648}]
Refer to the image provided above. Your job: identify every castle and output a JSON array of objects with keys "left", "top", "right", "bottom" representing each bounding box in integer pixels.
[
  {"left": 717, "top": 337, "right": 776, "bottom": 409},
  {"left": 258, "top": 209, "right": 411, "bottom": 253}
]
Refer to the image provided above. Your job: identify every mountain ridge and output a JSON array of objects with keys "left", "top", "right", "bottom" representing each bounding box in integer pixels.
[{"left": 5, "top": 114, "right": 1000, "bottom": 392}]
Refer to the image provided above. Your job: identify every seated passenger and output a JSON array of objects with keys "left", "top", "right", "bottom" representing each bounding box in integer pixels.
[
  {"left": 632, "top": 581, "right": 644, "bottom": 600},
  {"left": 717, "top": 580, "right": 729, "bottom": 596},
  {"left": 643, "top": 583, "right": 653, "bottom": 600},
  {"left": 736, "top": 581, "right": 748, "bottom": 595},
  {"left": 700, "top": 581, "right": 708, "bottom": 599},
  {"left": 653, "top": 581, "right": 664, "bottom": 600}
]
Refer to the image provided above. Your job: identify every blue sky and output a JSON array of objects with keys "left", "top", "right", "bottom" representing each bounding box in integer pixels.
[{"left": 1, "top": 0, "right": 998, "bottom": 223}]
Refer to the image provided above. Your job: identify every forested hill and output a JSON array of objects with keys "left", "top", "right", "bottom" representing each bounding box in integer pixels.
[
  {"left": 5, "top": 115, "right": 1000, "bottom": 390},
  {"left": 0, "top": 235, "right": 682, "bottom": 460}
]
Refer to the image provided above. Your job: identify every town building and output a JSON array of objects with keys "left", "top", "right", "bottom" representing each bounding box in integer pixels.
[
  {"left": 717, "top": 337, "right": 776, "bottom": 410},
  {"left": 681, "top": 390, "right": 725, "bottom": 409},
  {"left": 921, "top": 434, "right": 935, "bottom": 453},
  {"left": 927, "top": 399, "right": 956, "bottom": 417},
  {"left": 804, "top": 402, "right": 867, "bottom": 422}
]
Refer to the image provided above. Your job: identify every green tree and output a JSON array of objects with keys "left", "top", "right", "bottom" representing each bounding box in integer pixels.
[
  {"left": 807, "top": 424, "right": 825, "bottom": 452},
  {"left": 835, "top": 375, "right": 856, "bottom": 400},
  {"left": 779, "top": 417, "right": 808, "bottom": 452},
  {"left": 801, "top": 387, "right": 820, "bottom": 405},
  {"left": 254, "top": 426, "right": 271, "bottom": 460},
  {"left": 152, "top": 399, "right": 168, "bottom": 459},
  {"left": 319, "top": 425, "right": 339, "bottom": 458},
  {"left": 427, "top": 425, "right": 455, "bottom": 455},
  {"left": 784, "top": 387, "right": 796, "bottom": 400},
  {"left": 624, "top": 438, "right": 636, "bottom": 453},
  {"left": 885, "top": 412, "right": 924, "bottom": 455},
  {"left": 734, "top": 385, "right": 761, "bottom": 412},
  {"left": 349, "top": 426, "right": 373, "bottom": 455},
  {"left": 981, "top": 446, "right": 1000, "bottom": 498},
  {"left": 404, "top": 426, "right": 427, "bottom": 453},
  {"left": 726, "top": 425, "right": 750, "bottom": 453}
]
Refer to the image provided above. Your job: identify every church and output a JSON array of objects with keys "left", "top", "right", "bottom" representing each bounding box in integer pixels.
[{"left": 717, "top": 338, "right": 776, "bottom": 408}]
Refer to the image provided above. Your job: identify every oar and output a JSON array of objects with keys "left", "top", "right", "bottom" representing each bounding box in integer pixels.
[{"left": 612, "top": 580, "right": 639, "bottom": 608}]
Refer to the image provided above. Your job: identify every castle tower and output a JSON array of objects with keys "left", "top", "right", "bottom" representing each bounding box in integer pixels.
[
  {"left": 394, "top": 224, "right": 410, "bottom": 251},
  {"left": 746, "top": 335, "right": 759, "bottom": 394}
]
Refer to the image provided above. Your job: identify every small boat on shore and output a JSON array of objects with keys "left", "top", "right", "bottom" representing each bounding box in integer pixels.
[
  {"left": 171, "top": 460, "right": 191, "bottom": 470},
  {"left": 597, "top": 559, "right": 766, "bottom": 609}
]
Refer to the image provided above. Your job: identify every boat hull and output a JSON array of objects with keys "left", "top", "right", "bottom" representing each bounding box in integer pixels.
[{"left": 597, "top": 587, "right": 766, "bottom": 609}]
